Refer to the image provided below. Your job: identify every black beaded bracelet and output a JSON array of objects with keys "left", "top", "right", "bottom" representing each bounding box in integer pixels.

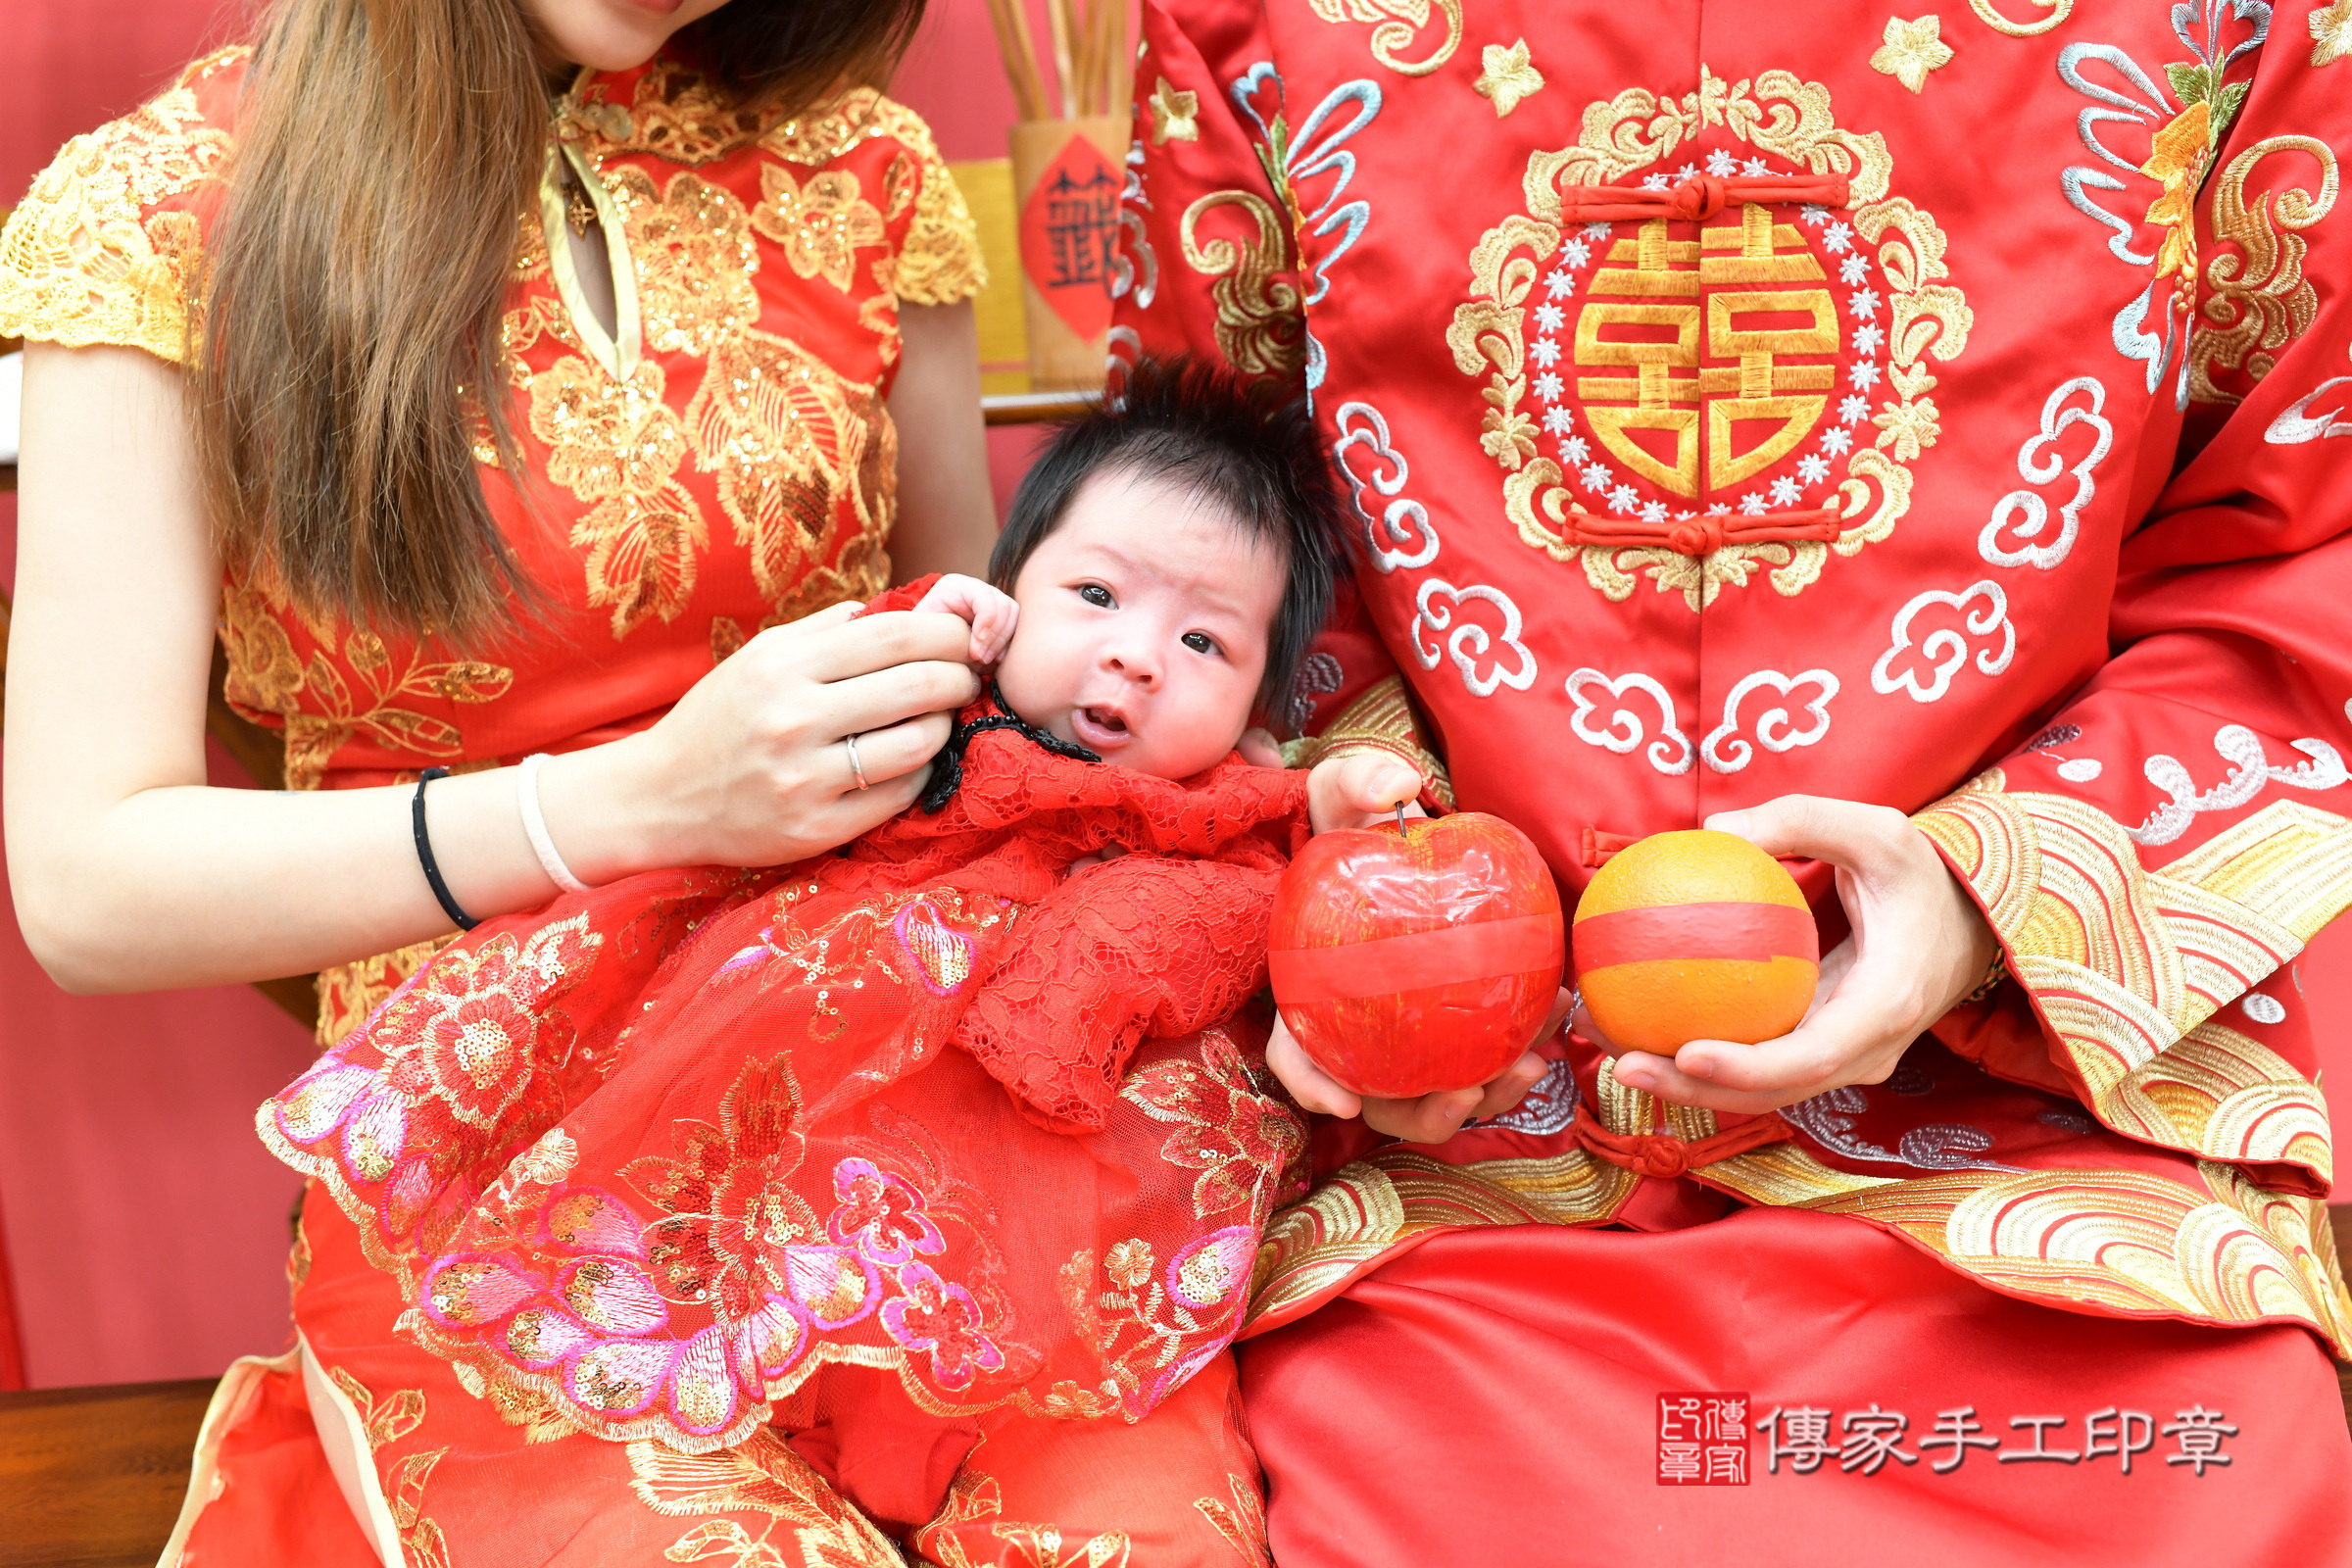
[{"left": 412, "top": 767, "right": 479, "bottom": 931}]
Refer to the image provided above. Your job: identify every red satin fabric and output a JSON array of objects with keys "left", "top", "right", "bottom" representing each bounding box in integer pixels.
[{"left": 1241, "top": 1205, "right": 2352, "bottom": 1568}]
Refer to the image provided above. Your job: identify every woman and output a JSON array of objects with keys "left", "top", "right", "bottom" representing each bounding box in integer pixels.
[
  {"left": 2, "top": 0, "right": 1043, "bottom": 1558},
  {"left": 1115, "top": 0, "right": 2352, "bottom": 1561}
]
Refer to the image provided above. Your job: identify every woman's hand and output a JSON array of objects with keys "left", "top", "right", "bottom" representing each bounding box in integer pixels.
[
  {"left": 1259, "top": 750, "right": 1554, "bottom": 1141},
  {"left": 548, "top": 603, "right": 982, "bottom": 882},
  {"left": 1607, "top": 794, "right": 1999, "bottom": 1113}
]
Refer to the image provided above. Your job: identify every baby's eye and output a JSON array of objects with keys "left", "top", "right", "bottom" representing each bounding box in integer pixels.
[
  {"left": 1182, "top": 631, "right": 1217, "bottom": 655},
  {"left": 1078, "top": 584, "right": 1114, "bottom": 608}
]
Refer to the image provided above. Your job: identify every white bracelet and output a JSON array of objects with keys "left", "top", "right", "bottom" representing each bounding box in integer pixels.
[{"left": 517, "top": 752, "right": 595, "bottom": 894}]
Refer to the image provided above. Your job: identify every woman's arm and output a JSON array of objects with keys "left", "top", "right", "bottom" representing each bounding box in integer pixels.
[
  {"left": 883, "top": 300, "right": 995, "bottom": 583},
  {"left": 5, "top": 343, "right": 980, "bottom": 995}
]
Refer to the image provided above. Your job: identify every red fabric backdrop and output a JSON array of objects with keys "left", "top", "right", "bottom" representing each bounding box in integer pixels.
[{"left": 0, "top": 0, "right": 2344, "bottom": 1391}]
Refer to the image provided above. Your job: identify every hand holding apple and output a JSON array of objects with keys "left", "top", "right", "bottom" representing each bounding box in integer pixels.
[{"left": 1270, "top": 811, "right": 1564, "bottom": 1099}]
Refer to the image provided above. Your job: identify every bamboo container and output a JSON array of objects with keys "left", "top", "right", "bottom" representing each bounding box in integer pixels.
[{"left": 1007, "top": 116, "right": 1125, "bottom": 391}]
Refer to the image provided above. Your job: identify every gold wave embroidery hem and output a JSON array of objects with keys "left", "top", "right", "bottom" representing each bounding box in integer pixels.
[
  {"left": 1245, "top": 1063, "right": 2352, "bottom": 1356},
  {"left": 1915, "top": 768, "right": 2351, "bottom": 1183}
]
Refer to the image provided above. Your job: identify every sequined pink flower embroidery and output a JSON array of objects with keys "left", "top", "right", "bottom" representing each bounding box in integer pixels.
[
  {"left": 880, "top": 1261, "right": 1004, "bottom": 1391},
  {"left": 827, "top": 1158, "right": 945, "bottom": 1266}
]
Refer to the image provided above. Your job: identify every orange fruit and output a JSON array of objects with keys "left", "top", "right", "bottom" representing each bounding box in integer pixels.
[{"left": 1571, "top": 829, "right": 1818, "bottom": 1055}]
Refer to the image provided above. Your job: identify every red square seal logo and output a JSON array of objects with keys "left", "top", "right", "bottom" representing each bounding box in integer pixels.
[{"left": 1658, "top": 1393, "right": 1750, "bottom": 1485}]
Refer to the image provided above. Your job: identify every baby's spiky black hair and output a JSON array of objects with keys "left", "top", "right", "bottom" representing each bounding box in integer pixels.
[{"left": 987, "top": 356, "right": 1347, "bottom": 736}]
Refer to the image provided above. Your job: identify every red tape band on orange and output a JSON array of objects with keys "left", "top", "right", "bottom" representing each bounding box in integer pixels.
[
  {"left": 1270, "top": 912, "right": 1564, "bottom": 1004},
  {"left": 1571, "top": 902, "right": 1819, "bottom": 976}
]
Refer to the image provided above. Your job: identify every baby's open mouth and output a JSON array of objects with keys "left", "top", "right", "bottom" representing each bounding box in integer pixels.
[{"left": 1073, "top": 706, "right": 1131, "bottom": 746}]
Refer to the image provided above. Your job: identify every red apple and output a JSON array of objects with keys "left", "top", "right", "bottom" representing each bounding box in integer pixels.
[{"left": 1269, "top": 812, "right": 1564, "bottom": 1099}]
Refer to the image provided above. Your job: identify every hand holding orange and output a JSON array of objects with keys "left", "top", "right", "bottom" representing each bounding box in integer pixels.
[{"left": 1571, "top": 829, "right": 1819, "bottom": 1054}]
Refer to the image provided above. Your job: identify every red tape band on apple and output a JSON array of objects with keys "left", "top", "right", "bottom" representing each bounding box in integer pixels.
[
  {"left": 1268, "top": 912, "right": 1565, "bottom": 1005},
  {"left": 1571, "top": 902, "right": 1819, "bottom": 976}
]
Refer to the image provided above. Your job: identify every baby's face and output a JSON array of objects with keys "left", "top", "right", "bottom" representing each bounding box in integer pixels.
[{"left": 995, "top": 468, "right": 1285, "bottom": 781}]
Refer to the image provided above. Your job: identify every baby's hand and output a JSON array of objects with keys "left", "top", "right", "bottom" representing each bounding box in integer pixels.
[
  {"left": 1306, "top": 752, "right": 1426, "bottom": 835},
  {"left": 911, "top": 573, "right": 1020, "bottom": 664}
]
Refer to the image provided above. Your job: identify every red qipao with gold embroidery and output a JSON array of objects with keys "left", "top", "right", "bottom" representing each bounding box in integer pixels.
[
  {"left": 0, "top": 45, "right": 987, "bottom": 1044},
  {"left": 1115, "top": 0, "right": 2352, "bottom": 1559}
]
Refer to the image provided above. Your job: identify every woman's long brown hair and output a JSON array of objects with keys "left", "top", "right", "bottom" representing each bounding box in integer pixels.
[{"left": 194, "top": 0, "right": 927, "bottom": 643}]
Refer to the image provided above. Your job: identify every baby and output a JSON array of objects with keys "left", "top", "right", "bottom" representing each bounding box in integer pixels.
[{"left": 261, "top": 359, "right": 1411, "bottom": 1564}]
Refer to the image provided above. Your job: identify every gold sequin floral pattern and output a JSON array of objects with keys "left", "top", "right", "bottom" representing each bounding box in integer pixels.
[{"left": 754, "top": 166, "right": 887, "bottom": 292}]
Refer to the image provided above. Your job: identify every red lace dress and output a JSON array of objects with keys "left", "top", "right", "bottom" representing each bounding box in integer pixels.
[{"left": 233, "top": 645, "right": 1309, "bottom": 1562}]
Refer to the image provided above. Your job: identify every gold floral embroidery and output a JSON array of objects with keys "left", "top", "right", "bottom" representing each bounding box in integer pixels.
[
  {"left": 389, "top": 1447, "right": 453, "bottom": 1568},
  {"left": 1119, "top": 1032, "right": 1306, "bottom": 1219},
  {"left": 607, "top": 166, "right": 760, "bottom": 359},
  {"left": 917, "top": 1466, "right": 1136, "bottom": 1568},
  {"left": 688, "top": 329, "right": 892, "bottom": 614},
  {"left": 1194, "top": 1474, "right": 1271, "bottom": 1568},
  {"left": 2189, "top": 136, "right": 2339, "bottom": 403},
  {"left": 1869, "top": 16, "right": 1955, "bottom": 93},
  {"left": 2316, "top": 1, "right": 2352, "bottom": 67},
  {"left": 1055, "top": 1239, "right": 1216, "bottom": 1416},
  {"left": 0, "top": 49, "right": 237, "bottom": 360},
  {"left": 898, "top": 155, "right": 988, "bottom": 307},
  {"left": 1149, "top": 77, "right": 1202, "bottom": 145},
  {"left": 1915, "top": 775, "right": 2352, "bottom": 1178},
  {"left": 445, "top": 1358, "right": 587, "bottom": 1444},
  {"left": 627, "top": 1430, "right": 905, "bottom": 1567},
  {"left": 596, "top": 162, "right": 896, "bottom": 626},
  {"left": 1462, "top": 68, "right": 1969, "bottom": 611},
  {"left": 219, "top": 575, "right": 515, "bottom": 790},
  {"left": 316, "top": 936, "right": 461, "bottom": 1049},
  {"left": 1472, "top": 40, "right": 1544, "bottom": 118},
  {"left": 1967, "top": 0, "right": 2071, "bottom": 35},
  {"left": 1307, "top": 0, "right": 1462, "bottom": 77},
  {"left": 882, "top": 153, "right": 920, "bottom": 220},
  {"left": 576, "top": 55, "right": 769, "bottom": 167},
  {"left": 1179, "top": 191, "right": 1305, "bottom": 378},
  {"left": 760, "top": 84, "right": 986, "bottom": 306},
  {"left": 327, "top": 1368, "right": 428, "bottom": 1452},
  {"left": 755, "top": 166, "right": 886, "bottom": 292},
  {"left": 763, "top": 87, "right": 914, "bottom": 168},
  {"left": 521, "top": 351, "right": 707, "bottom": 638}
]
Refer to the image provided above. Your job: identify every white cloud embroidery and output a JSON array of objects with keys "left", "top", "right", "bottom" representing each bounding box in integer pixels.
[
  {"left": 1412, "top": 579, "right": 1538, "bottom": 698},
  {"left": 1564, "top": 668, "right": 1691, "bottom": 774},
  {"left": 1331, "top": 401, "right": 1439, "bottom": 572},
  {"left": 2130, "top": 719, "right": 2352, "bottom": 846},
  {"left": 2265, "top": 375, "right": 2352, "bottom": 444},
  {"left": 1979, "top": 376, "right": 2112, "bottom": 570},
  {"left": 1702, "top": 669, "right": 1840, "bottom": 773},
  {"left": 1871, "top": 581, "right": 2016, "bottom": 704}
]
